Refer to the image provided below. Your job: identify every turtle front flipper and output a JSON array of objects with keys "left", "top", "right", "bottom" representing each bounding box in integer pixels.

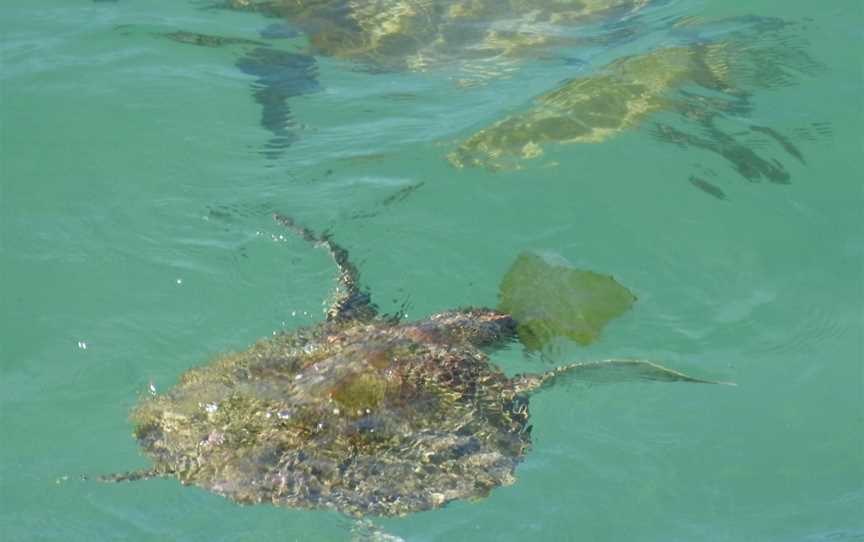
[
  {"left": 236, "top": 48, "right": 320, "bottom": 160},
  {"left": 512, "top": 359, "right": 735, "bottom": 394},
  {"left": 273, "top": 213, "right": 378, "bottom": 322},
  {"left": 97, "top": 467, "right": 166, "bottom": 483}
]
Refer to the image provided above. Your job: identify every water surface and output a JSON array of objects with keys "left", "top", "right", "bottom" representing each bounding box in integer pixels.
[{"left": 1, "top": 1, "right": 862, "bottom": 540}]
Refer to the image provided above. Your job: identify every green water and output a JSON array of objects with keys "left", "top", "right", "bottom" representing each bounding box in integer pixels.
[{"left": 1, "top": 1, "right": 862, "bottom": 541}]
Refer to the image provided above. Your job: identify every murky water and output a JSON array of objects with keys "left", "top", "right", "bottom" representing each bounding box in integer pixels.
[{"left": 1, "top": 1, "right": 862, "bottom": 540}]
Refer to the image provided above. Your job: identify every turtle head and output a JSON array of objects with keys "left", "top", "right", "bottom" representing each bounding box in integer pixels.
[{"left": 414, "top": 308, "right": 517, "bottom": 347}]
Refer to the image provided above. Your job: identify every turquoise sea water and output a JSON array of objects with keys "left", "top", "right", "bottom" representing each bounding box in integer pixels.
[{"left": 1, "top": 1, "right": 862, "bottom": 541}]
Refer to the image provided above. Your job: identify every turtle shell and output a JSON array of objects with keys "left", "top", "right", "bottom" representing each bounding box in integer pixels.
[
  {"left": 225, "top": 0, "right": 648, "bottom": 73},
  {"left": 131, "top": 316, "right": 530, "bottom": 517}
]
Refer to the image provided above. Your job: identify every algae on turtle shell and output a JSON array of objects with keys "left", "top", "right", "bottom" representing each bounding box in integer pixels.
[{"left": 103, "top": 214, "right": 728, "bottom": 518}]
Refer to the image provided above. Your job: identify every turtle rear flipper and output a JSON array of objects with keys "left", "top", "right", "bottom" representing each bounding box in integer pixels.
[
  {"left": 273, "top": 213, "right": 378, "bottom": 322},
  {"left": 512, "top": 359, "right": 735, "bottom": 394}
]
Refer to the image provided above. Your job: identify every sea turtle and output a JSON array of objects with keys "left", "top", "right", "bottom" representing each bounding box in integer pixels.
[
  {"left": 103, "top": 213, "right": 726, "bottom": 518},
  {"left": 447, "top": 43, "right": 732, "bottom": 170},
  {"left": 221, "top": 0, "right": 648, "bottom": 77},
  {"left": 447, "top": 16, "right": 824, "bottom": 174}
]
